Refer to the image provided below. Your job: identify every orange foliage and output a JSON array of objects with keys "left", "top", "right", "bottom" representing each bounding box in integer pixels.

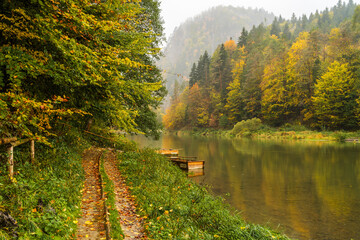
[{"left": 224, "top": 39, "right": 237, "bottom": 52}]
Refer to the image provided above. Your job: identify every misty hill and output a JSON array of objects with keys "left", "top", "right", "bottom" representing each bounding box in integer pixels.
[{"left": 159, "top": 6, "right": 275, "bottom": 95}]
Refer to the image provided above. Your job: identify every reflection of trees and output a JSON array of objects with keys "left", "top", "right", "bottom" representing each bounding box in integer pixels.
[
  {"left": 155, "top": 135, "right": 360, "bottom": 240},
  {"left": 254, "top": 141, "right": 360, "bottom": 239}
]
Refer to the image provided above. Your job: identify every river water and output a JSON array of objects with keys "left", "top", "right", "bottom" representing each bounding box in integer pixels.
[{"left": 130, "top": 134, "right": 360, "bottom": 240}]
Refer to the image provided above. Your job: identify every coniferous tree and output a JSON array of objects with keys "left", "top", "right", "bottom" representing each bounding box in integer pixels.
[
  {"left": 189, "top": 63, "right": 198, "bottom": 88},
  {"left": 282, "top": 23, "right": 292, "bottom": 40},
  {"left": 238, "top": 27, "right": 248, "bottom": 47},
  {"left": 270, "top": 17, "right": 281, "bottom": 37}
]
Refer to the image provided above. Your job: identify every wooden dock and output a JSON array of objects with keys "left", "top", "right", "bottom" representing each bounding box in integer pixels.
[{"left": 157, "top": 149, "right": 205, "bottom": 175}]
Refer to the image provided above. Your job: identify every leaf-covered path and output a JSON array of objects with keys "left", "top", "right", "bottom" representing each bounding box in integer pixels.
[
  {"left": 103, "top": 150, "right": 146, "bottom": 239},
  {"left": 77, "top": 148, "right": 106, "bottom": 239},
  {"left": 77, "top": 148, "right": 145, "bottom": 239}
]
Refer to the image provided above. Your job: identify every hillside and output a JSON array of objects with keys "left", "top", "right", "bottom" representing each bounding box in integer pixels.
[
  {"left": 158, "top": 6, "right": 275, "bottom": 102},
  {"left": 163, "top": 0, "right": 360, "bottom": 131}
]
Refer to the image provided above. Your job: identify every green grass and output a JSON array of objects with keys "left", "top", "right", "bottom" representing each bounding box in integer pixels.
[
  {"left": 117, "top": 149, "right": 291, "bottom": 240},
  {"left": 170, "top": 124, "right": 360, "bottom": 143},
  {"left": 0, "top": 130, "right": 88, "bottom": 239},
  {"left": 99, "top": 153, "right": 124, "bottom": 240}
]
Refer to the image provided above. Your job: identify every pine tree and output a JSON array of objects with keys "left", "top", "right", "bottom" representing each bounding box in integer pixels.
[
  {"left": 282, "top": 23, "right": 292, "bottom": 40},
  {"left": 189, "top": 63, "right": 198, "bottom": 88},
  {"left": 270, "top": 17, "right": 281, "bottom": 37},
  {"left": 238, "top": 27, "right": 248, "bottom": 47}
]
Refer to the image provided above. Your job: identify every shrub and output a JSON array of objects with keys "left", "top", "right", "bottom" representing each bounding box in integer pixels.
[
  {"left": 230, "top": 118, "right": 263, "bottom": 136},
  {"left": 334, "top": 131, "right": 347, "bottom": 142}
]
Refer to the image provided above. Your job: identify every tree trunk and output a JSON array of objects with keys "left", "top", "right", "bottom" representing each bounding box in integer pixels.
[
  {"left": 31, "top": 140, "right": 35, "bottom": 163},
  {"left": 8, "top": 145, "right": 14, "bottom": 180}
]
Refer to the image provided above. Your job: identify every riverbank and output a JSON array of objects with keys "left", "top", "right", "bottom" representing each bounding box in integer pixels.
[
  {"left": 167, "top": 125, "right": 360, "bottom": 142},
  {"left": 116, "top": 148, "right": 291, "bottom": 239},
  {"left": 1, "top": 132, "right": 291, "bottom": 239}
]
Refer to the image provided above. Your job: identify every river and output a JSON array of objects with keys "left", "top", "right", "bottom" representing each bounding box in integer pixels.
[{"left": 130, "top": 134, "right": 360, "bottom": 240}]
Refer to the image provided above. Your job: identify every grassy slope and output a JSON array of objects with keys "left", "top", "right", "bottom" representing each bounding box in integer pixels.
[{"left": 0, "top": 132, "right": 87, "bottom": 239}]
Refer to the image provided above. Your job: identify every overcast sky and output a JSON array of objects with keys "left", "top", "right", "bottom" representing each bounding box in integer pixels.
[{"left": 160, "top": 0, "right": 360, "bottom": 39}]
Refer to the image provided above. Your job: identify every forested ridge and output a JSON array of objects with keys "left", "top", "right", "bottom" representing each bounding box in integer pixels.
[
  {"left": 158, "top": 6, "right": 275, "bottom": 108},
  {"left": 164, "top": 0, "right": 360, "bottom": 131}
]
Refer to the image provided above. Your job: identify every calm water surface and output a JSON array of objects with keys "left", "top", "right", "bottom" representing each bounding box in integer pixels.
[{"left": 131, "top": 134, "right": 360, "bottom": 240}]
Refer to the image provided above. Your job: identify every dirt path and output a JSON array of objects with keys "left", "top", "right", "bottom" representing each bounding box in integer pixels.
[
  {"left": 77, "top": 148, "right": 106, "bottom": 239},
  {"left": 103, "top": 150, "right": 146, "bottom": 239}
]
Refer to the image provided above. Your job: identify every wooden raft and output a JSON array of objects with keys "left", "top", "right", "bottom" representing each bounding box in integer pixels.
[{"left": 157, "top": 149, "right": 205, "bottom": 172}]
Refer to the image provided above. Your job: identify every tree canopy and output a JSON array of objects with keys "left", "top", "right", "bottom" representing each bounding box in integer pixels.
[{"left": 0, "top": 0, "right": 166, "bottom": 143}]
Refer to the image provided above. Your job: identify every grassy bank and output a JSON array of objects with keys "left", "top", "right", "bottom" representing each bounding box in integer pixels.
[
  {"left": 168, "top": 122, "right": 360, "bottom": 142},
  {"left": 0, "top": 131, "right": 88, "bottom": 239},
  {"left": 117, "top": 149, "right": 291, "bottom": 240}
]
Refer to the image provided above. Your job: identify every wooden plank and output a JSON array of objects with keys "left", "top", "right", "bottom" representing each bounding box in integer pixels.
[
  {"left": 188, "top": 161, "right": 205, "bottom": 170},
  {"left": 157, "top": 149, "right": 179, "bottom": 156},
  {"left": 179, "top": 156, "right": 197, "bottom": 160}
]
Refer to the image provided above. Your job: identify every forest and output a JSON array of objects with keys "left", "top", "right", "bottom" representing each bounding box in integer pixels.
[
  {"left": 163, "top": 0, "right": 360, "bottom": 131},
  {"left": 158, "top": 6, "right": 275, "bottom": 109}
]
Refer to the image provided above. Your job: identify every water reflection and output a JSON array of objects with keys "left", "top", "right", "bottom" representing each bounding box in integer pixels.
[{"left": 130, "top": 134, "right": 360, "bottom": 240}]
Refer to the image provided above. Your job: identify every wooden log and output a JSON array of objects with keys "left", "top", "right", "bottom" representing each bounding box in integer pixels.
[
  {"left": 31, "top": 140, "right": 35, "bottom": 163},
  {"left": 8, "top": 145, "right": 14, "bottom": 180}
]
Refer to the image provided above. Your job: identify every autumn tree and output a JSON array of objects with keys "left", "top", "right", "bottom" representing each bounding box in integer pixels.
[
  {"left": 240, "top": 24, "right": 266, "bottom": 118},
  {"left": 285, "top": 31, "right": 323, "bottom": 123},
  {"left": 260, "top": 35, "right": 289, "bottom": 126},
  {"left": 225, "top": 46, "right": 246, "bottom": 124},
  {"left": 0, "top": 0, "right": 166, "bottom": 142},
  {"left": 312, "top": 61, "right": 358, "bottom": 130}
]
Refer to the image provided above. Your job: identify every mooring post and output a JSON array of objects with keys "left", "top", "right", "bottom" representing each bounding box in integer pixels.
[
  {"left": 30, "top": 140, "right": 35, "bottom": 163},
  {"left": 8, "top": 145, "right": 14, "bottom": 180}
]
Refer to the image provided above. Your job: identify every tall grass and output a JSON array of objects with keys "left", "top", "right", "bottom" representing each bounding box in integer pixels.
[
  {"left": 0, "top": 130, "right": 88, "bottom": 239},
  {"left": 117, "top": 149, "right": 291, "bottom": 239}
]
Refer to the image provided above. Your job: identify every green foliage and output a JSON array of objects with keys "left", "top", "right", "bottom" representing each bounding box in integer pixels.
[
  {"left": 99, "top": 154, "right": 124, "bottom": 240},
  {"left": 0, "top": 131, "right": 88, "bottom": 239},
  {"left": 0, "top": 0, "right": 165, "bottom": 142},
  {"left": 333, "top": 131, "right": 347, "bottom": 142},
  {"left": 230, "top": 118, "right": 263, "bottom": 137},
  {"left": 117, "top": 149, "right": 290, "bottom": 240}
]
